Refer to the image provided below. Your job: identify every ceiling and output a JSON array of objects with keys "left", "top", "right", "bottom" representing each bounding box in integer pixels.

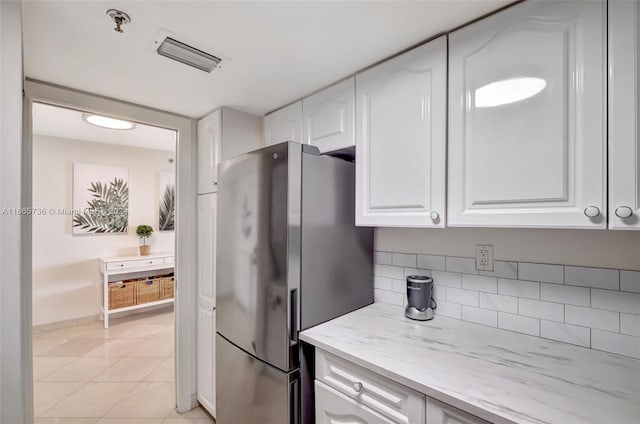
[
  {"left": 22, "top": 0, "right": 512, "bottom": 119},
  {"left": 32, "top": 102, "right": 177, "bottom": 151}
]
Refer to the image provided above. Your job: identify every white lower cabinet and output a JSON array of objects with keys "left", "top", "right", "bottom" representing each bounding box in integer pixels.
[
  {"left": 315, "top": 349, "right": 487, "bottom": 424},
  {"left": 315, "top": 381, "right": 395, "bottom": 424},
  {"left": 427, "top": 398, "right": 489, "bottom": 424}
]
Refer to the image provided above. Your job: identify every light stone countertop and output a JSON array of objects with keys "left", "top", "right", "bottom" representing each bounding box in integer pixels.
[{"left": 300, "top": 303, "right": 640, "bottom": 424}]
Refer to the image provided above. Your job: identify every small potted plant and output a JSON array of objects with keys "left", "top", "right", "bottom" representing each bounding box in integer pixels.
[{"left": 136, "top": 225, "right": 154, "bottom": 256}]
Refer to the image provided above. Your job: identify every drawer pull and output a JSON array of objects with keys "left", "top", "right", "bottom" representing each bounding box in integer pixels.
[{"left": 353, "top": 381, "right": 363, "bottom": 393}]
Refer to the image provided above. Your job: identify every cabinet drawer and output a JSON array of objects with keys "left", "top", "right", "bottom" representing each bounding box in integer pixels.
[
  {"left": 164, "top": 256, "right": 175, "bottom": 265},
  {"left": 316, "top": 380, "right": 395, "bottom": 424},
  {"left": 427, "top": 397, "right": 490, "bottom": 424},
  {"left": 106, "top": 258, "right": 164, "bottom": 271},
  {"left": 316, "top": 350, "right": 425, "bottom": 424}
]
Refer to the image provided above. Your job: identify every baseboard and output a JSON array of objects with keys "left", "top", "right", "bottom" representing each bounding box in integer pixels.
[{"left": 32, "top": 303, "right": 174, "bottom": 331}]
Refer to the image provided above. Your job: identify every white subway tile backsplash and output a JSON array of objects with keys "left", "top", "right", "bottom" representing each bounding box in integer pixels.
[
  {"left": 434, "top": 301, "right": 462, "bottom": 319},
  {"left": 479, "top": 293, "right": 518, "bottom": 314},
  {"left": 479, "top": 261, "right": 518, "bottom": 279},
  {"left": 446, "top": 288, "right": 479, "bottom": 306},
  {"left": 565, "top": 266, "right": 619, "bottom": 290},
  {"left": 392, "top": 253, "right": 417, "bottom": 268},
  {"left": 518, "top": 262, "right": 564, "bottom": 284},
  {"left": 540, "top": 283, "right": 590, "bottom": 307},
  {"left": 374, "top": 289, "right": 404, "bottom": 307},
  {"left": 374, "top": 250, "right": 640, "bottom": 357},
  {"left": 446, "top": 257, "right": 478, "bottom": 275},
  {"left": 462, "top": 275, "right": 497, "bottom": 293},
  {"left": 565, "top": 305, "right": 619, "bottom": 332},
  {"left": 431, "top": 271, "right": 462, "bottom": 288},
  {"left": 374, "top": 251, "right": 393, "bottom": 265},
  {"left": 620, "top": 270, "right": 640, "bottom": 294},
  {"left": 540, "top": 321, "right": 590, "bottom": 348},
  {"left": 417, "top": 254, "right": 446, "bottom": 271},
  {"left": 519, "top": 299, "right": 564, "bottom": 322},
  {"left": 404, "top": 268, "right": 430, "bottom": 279},
  {"left": 620, "top": 313, "right": 640, "bottom": 337},
  {"left": 591, "top": 289, "right": 640, "bottom": 315},
  {"left": 498, "top": 313, "right": 540, "bottom": 336},
  {"left": 374, "top": 276, "right": 393, "bottom": 291},
  {"left": 592, "top": 330, "right": 640, "bottom": 359},
  {"left": 462, "top": 306, "right": 497, "bottom": 327},
  {"left": 391, "top": 279, "right": 405, "bottom": 293},
  {"left": 498, "top": 278, "right": 540, "bottom": 300},
  {"left": 374, "top": 264, "right": 404, "bottom": 280}
]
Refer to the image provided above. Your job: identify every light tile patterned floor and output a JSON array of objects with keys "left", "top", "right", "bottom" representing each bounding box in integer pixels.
[{"left": 33, "top": 308, "right": 215, "bottom": 424}]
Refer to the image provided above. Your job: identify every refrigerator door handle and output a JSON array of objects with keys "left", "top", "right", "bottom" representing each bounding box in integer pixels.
[
  {"left": 289, "top": 288, "right": 298, "bottom": 346},
  {"left": 289, "top": 378, "right": 299, "bottom": 424}
]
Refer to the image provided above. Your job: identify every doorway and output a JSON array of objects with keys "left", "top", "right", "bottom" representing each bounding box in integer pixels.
[{"left": 23, "top": 80, "right": 200, "bottom": 420}]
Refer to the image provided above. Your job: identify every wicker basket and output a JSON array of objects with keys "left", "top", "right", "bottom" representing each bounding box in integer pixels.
[
  {"left": 136, "top": 278, "right": 161, "bottom": 304},
  {"left": 160, "top": 276, "right": 175, "bottom": 300},
  {"left": 108, "top": 280, "right": 136, "bottom": 310}
]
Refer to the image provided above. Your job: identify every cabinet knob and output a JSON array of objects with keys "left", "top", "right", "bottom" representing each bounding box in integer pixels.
[
  {"left": 584, "top": 206, "right": 600, "bottom": 218},
  {"left": 353, "top": 382, "right": 363, "bottom": 393},
  {"left": 615, "top": 206, "right": 633, "bottom": 218},
  {"left": 429, "top": 211, "right": 440, "bottom": 221},
  {"left": 213, "top": 181, "right": 218, "bottom": 186}
]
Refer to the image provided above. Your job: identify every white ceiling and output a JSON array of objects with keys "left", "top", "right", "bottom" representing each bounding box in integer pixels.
[
  {"left": 22, "top": 0, "right": 512, "bottom": 119},
  {"left": 32, "top": 102, "right": 177, "bottom": 151}
]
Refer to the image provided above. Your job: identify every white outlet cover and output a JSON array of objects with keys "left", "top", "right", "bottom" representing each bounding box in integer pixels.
[{"left": 475, "top": 244, "right": 494, "bottom": 271}]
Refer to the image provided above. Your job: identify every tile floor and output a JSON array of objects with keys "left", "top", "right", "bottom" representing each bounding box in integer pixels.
[{"left": 33, "top": 307, "right": 215, "bottom": 424}]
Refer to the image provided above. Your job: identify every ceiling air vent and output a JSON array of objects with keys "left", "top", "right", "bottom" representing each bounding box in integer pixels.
[{"left": 156, "top": 37, "right": 222, "bottom": 73}]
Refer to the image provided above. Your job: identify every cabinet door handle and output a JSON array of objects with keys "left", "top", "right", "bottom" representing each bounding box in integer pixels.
[
  {"left": 213, "top": 181, "right": 218, "bottom": 185},
  {"left": 615, "top": 206, "right": 633, "bottom": 218},
  {"left": 429, "top": 211, "right": 440, "bottom": 221},
  {"left": 584, "top": 206, "right": 600, "bottom": 218},
  {"left": 353, "top": 381, "right": 363, "bottom": 393}
]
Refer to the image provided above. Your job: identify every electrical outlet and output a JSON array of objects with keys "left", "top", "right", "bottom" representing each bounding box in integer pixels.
[{"left": 475, "top": 244, "right": 494, "bottom": 271}]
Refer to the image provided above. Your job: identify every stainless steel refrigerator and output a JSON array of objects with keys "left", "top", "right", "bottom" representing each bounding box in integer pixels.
[{"left": 216, "top": 142, "right": 373, "bottom": 424}]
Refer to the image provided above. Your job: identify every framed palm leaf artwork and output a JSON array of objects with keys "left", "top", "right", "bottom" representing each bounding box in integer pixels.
[
  {"left": 72, "top": 162, "right": 129, "bottom": 234},
  {"left": 158, "top": 171, "right": 175, "bottom": 231}
]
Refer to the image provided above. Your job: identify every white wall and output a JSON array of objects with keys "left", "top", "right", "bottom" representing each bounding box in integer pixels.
[
  {"left": 0, "top": 1, "right": 31, "bottom": 422},
  {"left": 32, "top": 134, "right": 176, "bottom": 326},
  {"left": 376, "top": 227, "right": 640, "bottom": 271}
]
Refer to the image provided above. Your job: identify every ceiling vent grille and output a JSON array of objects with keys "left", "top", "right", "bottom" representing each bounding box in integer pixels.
[{"left": 156, "top": 37, "right": 222, "bottom": 73}]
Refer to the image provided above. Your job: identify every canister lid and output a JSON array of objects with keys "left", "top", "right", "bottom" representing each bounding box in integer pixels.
[{"left": 406, "top": 275, "right": 432, "bottom": 284}]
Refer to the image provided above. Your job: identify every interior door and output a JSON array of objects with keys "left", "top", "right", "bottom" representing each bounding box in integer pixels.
[
  {"left": 609, "top": 0, "right": 640, "bottom": 230},
  {"left": 197, "top": 109, "right": 221, "bottom": 194},
  {"left": 355, "top": 36, "right": 447, "bottom": 227},
  {"left": 197, "top": 193, "right": 217, "bottom": 415},
  {"left": 448, "top": 0, "right": 606, "bottom": 228}
]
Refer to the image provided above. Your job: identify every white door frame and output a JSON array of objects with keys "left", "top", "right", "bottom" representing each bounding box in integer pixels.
[{"left": 23, "top": 79, "right": 199, "bottom": 414}]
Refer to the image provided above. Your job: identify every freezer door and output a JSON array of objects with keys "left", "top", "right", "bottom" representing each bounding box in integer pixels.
[
  {"left": 216, "top": 142, "right": 301, "bottom": 372},
  {"left": 217, "top": 334, "right": 299, "bottom": 424}
]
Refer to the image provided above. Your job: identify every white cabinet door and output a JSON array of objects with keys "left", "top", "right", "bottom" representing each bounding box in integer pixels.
[
  {"left": 448, "top": 0, "right": 606, "bottom": 228},
  {"left": 609, "top": 0, "right": 640, "bottom": 230},
  {"left": 427, "top": 398, "right": 489, "bottom": 424},
  {"left": 315, "top": 381, "right": 395, "bottom": 424},
  {"left": 264, "top": 101, "right": 303, "bottom": 146},
  {"left": 356, "top": 36, "right": 447, "bottom": 227},
  {"left": 303, "top": 78, "right": 355, "bottom": 153},
  {"left": 196, "top": 193, "right": 216, "bottom": 416},
  {"left": 197, "top": 110, "right": 221, "bottom": 195}
]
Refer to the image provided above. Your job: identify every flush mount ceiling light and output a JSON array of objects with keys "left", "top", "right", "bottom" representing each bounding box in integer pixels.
[
  {"left": 82, "top": 114, "right": 136, "bottom": 130},
  {"left": 156, "top": 37, "right": 222, "bottom": 73},
  {"left": 475, "top": 77, "right": 547, "bottom": 108}
]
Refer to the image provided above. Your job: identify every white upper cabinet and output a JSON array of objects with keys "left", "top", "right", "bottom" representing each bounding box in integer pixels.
[
  {"left": 197, "top": 110, "right": 221, "bottom": 195},
  {"left": 448, "top": 0, "right": 606, "bottom": 228},
  {"left": 303, "top": 78, "right": 355, "bottom": 153},
  {"left": 264, "top": 101, "right": 303, "bottom": 146},
  {"left": 356, "top": 36, "right": 447, "bottom": 227},
  {"left": 197, "top": 108, "right": 262, "bottom": 195},
  {"left": 609, "top": 0, "right": 640, "bottom": 230}
]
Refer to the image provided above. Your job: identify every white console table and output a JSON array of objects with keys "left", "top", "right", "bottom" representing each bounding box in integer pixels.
[{"left": 99, "top": 252, "right": 175, "bottom": 328}]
